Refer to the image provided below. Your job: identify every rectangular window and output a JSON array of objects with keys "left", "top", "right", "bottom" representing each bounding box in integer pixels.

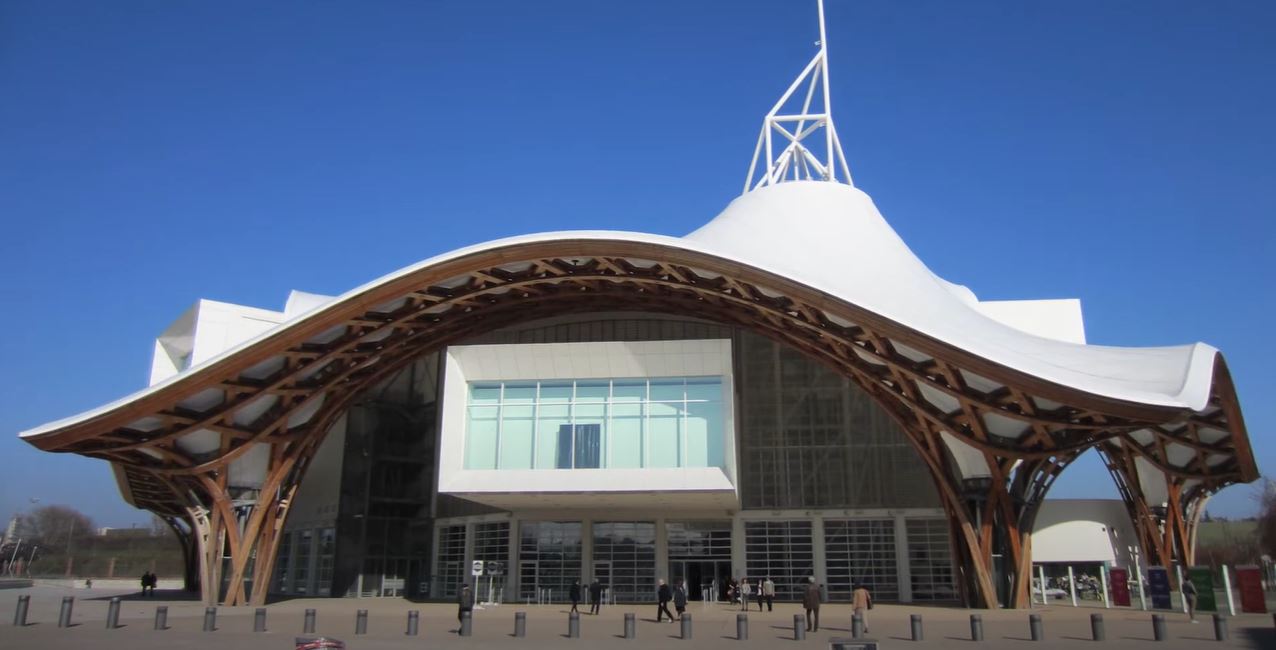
[{"left": 463, "top": 377, "right": 726, "bottom": 471}]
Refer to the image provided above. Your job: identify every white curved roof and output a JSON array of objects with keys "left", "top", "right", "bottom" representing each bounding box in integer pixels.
[{"left": 22, "top": 181, "right": 1220, "bottom": 440}]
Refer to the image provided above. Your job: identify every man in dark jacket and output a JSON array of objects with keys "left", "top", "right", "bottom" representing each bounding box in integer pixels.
[
  {"left": 569, "top": 579, "right": 582, "bottom": 613},
  {"left": 673, "top": 579, "right": 689, "bottom": 620},
  {"left": 458, "top": 584, "right": 474, "bottom": 628},
  {"left": 802, "top": 577, "right": 822, "bottom": 632},
  {"left": 656, "top": 579, "right": 675, "bottom": 622},
  {"left": 588, "top": 579, "right": 604, "bottom": 615}
]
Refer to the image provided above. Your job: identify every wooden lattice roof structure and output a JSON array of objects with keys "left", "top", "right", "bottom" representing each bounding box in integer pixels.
[{"left": 19, "top": 180, "right": 1257, "bottom": 608}]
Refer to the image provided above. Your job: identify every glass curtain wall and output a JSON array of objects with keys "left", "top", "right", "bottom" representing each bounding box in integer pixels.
[
  {"left": 592, "top": 522, "right": 656, "bottom": 603},
  {"left": 474, "top": 522, "right": 510, "bottom": 602},
  {"left": 744, "top": 520, "right": 814, "bottom": 600},
  {"left": 518, "top": 522, "right": 583, "bottom": 602},
  {"left": 274, "top": 531, "right": 293, "bottom": 592},
  {"left": 437, "top": 525, "right": 467, "bottom": 598},
  {"left": 907, "top": 519, "right": 957, "bottom": 601},
  {"left": 465, "top": 378, "right": 724, "bottom": 470},
  {"left": 824, "top": 519, "right": 899, "bottom": 601},
  {"left": 667, "top": 521, "right": 733, "bottom": 601},
  {"left": 736, "top": 331, "right": 939, "bottom": 509}
]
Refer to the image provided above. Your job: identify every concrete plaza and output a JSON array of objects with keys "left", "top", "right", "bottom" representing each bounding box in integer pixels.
[{"left": 3, "top": 584, "right": 1274, "bottom": 649}]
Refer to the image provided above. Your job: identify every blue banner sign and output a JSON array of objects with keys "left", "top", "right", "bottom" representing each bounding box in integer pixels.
[{"left": 1146, "top": 566, "right": 1173, "bottom": 610}]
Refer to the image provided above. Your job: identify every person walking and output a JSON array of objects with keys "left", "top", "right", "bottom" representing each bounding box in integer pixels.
[
  {"left": 673, "top": 579, "right": 689, "bottom": 620},
  {"left": 656, "top": 579, "right": 675, "bottom": 622},
  {"left": 851, "top": 582, "right": 872, "bottom": 634},
  {"left": 139, "top": 572, "right": 150, "bottom": 596},
  {"left": 589, "top": 578, "right": 604, "bottom": 615},
  {"left": 458, "top": 584, "right": 474, "bottom": 628},
  {"left": 761, "top": 576, "right": 775, "bottom": 611},
  {"left": 802, "top": 577, "right": 822, "bottom": 632},
  {"left": 739, "top": 578, "right": 752, "bottom": 611},
  {"left": 569, "top": 579, "right": 582, "bottom": 614},
  {"left": 1182, "top": 576, "right": 1199, "bottom": 623}
]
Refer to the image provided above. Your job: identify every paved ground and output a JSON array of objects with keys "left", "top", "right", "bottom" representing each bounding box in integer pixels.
[{"left": 4, "top": 584, "right": 1275, "bottom": 649}]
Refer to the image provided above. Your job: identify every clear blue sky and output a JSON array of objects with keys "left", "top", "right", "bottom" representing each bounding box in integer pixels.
[{"left": 1, "top": 0, "right": 1272, "bottom": 527}]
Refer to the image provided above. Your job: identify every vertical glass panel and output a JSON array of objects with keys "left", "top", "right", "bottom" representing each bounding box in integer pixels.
[
  {"left": 469, "top": 383, "right": 501, "bottom": 404},
  {"left": 610, "top": 413, "right": 643, "bottom": 468},
  {"left": 555, "top": 425, "right": 574, "bottom": 469},
  {"left": 500, "top": 406, "right": 535, "bottom": 469},
  {"left": 685, "top": 401, "right": 722, "bottom": 468},
  {"left": 648, "top": 401, "right": 682, "bottom": 468},
  {"left": 575, "top": 381, "right": 609, "bottom": 402},
  {"left": 649, "top": 379, "right": 685, "bottom": 402},
  {"left": 612, "top": 380, "right": 646, "bottom": 402},
  {"left": 503, "top": 383, "right": 536, "bottom": 403},
  {"left": 536, "top": 404, "right": 570, "bottom": 469},
  {"left": 574, "top": 424, "right": 602, "bottom": 468},
  {"left": 466, "top": 405, "right": 499, "bottom": 469},
  {"left": 539, "top": 383, "right": 572, "bottom": 403}
]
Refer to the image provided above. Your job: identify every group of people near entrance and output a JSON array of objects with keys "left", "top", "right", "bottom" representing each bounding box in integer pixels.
[
  {"left": 568, "top": 579, "right": 607, "bottom": 615},
  {"left": 728, "top": 576, "right": 777, "bottom": 611}
]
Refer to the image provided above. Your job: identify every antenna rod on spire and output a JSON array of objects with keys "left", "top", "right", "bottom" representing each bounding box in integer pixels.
[{"left": 744, "top": 0, "right": 852, "bottom": 193}]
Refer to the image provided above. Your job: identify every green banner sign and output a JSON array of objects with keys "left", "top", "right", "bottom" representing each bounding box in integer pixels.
[{"left": 1187, "top": 566, "right": 1217, "bottom": 612}]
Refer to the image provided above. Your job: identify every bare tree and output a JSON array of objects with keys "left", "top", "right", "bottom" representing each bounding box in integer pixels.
[{"left": 20, "top": 505, "right": 96, "bottom": 547}]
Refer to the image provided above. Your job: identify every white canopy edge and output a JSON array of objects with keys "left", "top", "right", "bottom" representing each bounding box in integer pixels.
[{"left": 21, "top": 182, "right": 1218, "bottom": 439}]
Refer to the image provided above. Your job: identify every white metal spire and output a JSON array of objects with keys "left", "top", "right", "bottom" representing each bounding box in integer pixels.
[{"left": 745, "top": 0, "right": 852, "bottom": 192}]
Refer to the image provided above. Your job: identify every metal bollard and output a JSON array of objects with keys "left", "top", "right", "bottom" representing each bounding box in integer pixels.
[
  {"left": 1152, "top": 614, "right": 1166, "bottom": 641},
  {"left": 460, "top": 610, "right": 473, "bottom": 637},
  {"left": 106, "top": 597, "right": 121, "bottom": 629},
  {"left": 852, "top": 612, "right": 864, "bottom": 639},
  {"left": 1030, "top": 613, "right": 1043, "bottom": 641},
  {"left": 624, "top": 612, "right": 635, "bottom": 639},
  {"left": 14, "top": 595, "right": 30, "bottom": 627},
  {"left": 1213, "top": 614, "right": 1228, "bottom": 641},
  {"left": 737, "top": 613, "right": 748, "bottom": 640},
  {"left": 568, "top": 610, "right": 580, "bottom": 638},
  {"left": 970, "top": 614, "right": 983, "bottom": 641},
  {"left": 794, "top": 614, "right": 806, "bottom": 640},
  {"left": 58, "top": 596, "right": 74, "bottom": 628},
  {"left": 154, "top": 605, "right": 168, "bottom": 631},
  {"left": 407, "top": 610, "right": 419, "bottom": 636},
  {"left": 303, "top": 608, "right": 316, "bottom": 633},
  {"left": 911, "top": 614, "right": 923, "bottom": 641},
  {"left": 680, "top": 613, "right": 692, "bottom": 640},
  {"left": 255, "top": 607, "right": 267, "bottom": 633},
  {"left": 514, "top": 611, "right": 525, "bottom": 637},
  {"left": 355, "top": 609, "right": 368, "bottom": 635},
  {"left": 202, "top": 606, "right": 216, "bottom": 632},
  {"left": 1091, "top": 613, "right": 1105, "bottom": 641}
]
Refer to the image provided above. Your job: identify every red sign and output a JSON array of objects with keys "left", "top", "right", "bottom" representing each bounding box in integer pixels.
[
  {"left": 1108, "top": 567, "right": 1131, "bottom": 607},
  {"left": 1235, "top": 565, "right": 1267, "bottom": 614}
]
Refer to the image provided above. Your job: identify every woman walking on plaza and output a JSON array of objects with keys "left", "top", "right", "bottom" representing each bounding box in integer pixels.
[{"left": 852, "top": 582, "right": 872, "bottom": 634}]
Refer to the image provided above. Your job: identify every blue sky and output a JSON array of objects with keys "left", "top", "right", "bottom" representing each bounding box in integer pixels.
[{"left": 1, "top": 0, "right": 1272, "bottom": 527}]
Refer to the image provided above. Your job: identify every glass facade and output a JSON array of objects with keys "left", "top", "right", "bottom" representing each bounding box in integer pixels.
[
  {"left": 592, "top": 522, "right": 657, "bottom": 603},
  {"left": 464, "top": 377, "right": 725, "bottom": 471},
  {"left": 518, "top": 521, "right": 583, "bottom": 601},
  {"left": 736, "top": 331, "right": 939, "bottom": 509},
  {"left": 825, "top": 519, "right": 899, "bottom": 601},
  {"left": 744, "top": 520, "right": 815, "bottom": 600},
  {"left": 667, "top": 520, "right": 733, "bottom": 601},
  {"left": 474, "top": 522, "right": 510, "bottom": 602},
  {"left": 437, "top": 525, "right": 467, "bottom": 597},
  {"left": 907, "top": 518, "right": 957, "bottom": 601}
]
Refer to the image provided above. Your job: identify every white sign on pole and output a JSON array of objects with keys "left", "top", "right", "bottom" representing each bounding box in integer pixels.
[{"left": 472, "top": 560, "right": 484, "bottom": 577}]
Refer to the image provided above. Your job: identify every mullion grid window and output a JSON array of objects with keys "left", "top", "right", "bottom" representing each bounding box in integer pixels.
[
  {"left": 744, "top": 520, "right": 814, "bottom": 601},
  {"left": 465, "top": 377, "right": 722, "bottom": 470},
  {"left": 906, "top": 518, "right": 957, "bottom": 601},
  {"left": 437, "top": 525, "right": 467, "bottom": 597},
  {"left": 824, "top": 519, "right": 898, "bottom": 601},
  {"left": 593, "top": 522, "right": 656, "bottom": 603}
]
